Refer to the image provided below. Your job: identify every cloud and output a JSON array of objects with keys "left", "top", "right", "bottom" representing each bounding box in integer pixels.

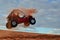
[{"left": 0, "top": 0, "right": 60, "bottom": 28}]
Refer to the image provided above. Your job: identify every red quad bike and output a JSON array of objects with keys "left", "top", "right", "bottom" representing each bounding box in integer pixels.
[{"left": 6, "top": 9, "right": 36, "bottom": 29}]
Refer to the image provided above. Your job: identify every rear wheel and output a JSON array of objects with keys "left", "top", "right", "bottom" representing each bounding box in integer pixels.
[
  {"left": 6, "top": 21, "right": 12, "bottom": 29},
  {"left": 24, "top": 22, "right": 30, "bottom": 27}
]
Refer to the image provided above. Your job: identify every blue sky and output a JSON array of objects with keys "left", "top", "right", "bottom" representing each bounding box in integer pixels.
[{"left": 0, "top": 0, "right": 60, "bottom": 35}]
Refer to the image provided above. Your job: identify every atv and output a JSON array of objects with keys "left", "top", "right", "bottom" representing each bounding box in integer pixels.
[{"left": 6, "top": 9, "right": 36, "bottom": 29}]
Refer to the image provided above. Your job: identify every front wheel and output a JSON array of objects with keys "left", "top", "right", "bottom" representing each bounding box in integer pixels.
[
  {"left": 29, "top": 18, "right": 36, "bottom": 25},
  {"left": 11, "top": 20, "right": 18, "bottom": 27}
]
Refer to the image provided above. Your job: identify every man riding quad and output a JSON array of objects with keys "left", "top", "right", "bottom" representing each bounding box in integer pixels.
[{"left": 6, "top": 8, "right": 36, "bottom": 29}]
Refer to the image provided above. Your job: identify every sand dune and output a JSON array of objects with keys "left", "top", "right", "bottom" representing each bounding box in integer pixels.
[{"left": 0, "top": 30, "right": 60, "bottom": 40}]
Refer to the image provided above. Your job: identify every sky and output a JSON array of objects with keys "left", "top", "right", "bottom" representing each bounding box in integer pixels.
[{"left": 0, "top": 0, "right": 60, "bottom": 35}]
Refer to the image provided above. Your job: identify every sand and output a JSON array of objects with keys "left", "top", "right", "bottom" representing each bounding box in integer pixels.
[{"left": 0, "top": 30, "right": 60, "bottom": 40}]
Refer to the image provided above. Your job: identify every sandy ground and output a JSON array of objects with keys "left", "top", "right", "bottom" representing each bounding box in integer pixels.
[{"left": 0, "top": 30, "right": 60, "bottom": 40}]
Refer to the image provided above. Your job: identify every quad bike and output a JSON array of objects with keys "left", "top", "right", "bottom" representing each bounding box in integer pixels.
[{"left": 6, "top": 9, "right": 36, "bottom": 29}]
